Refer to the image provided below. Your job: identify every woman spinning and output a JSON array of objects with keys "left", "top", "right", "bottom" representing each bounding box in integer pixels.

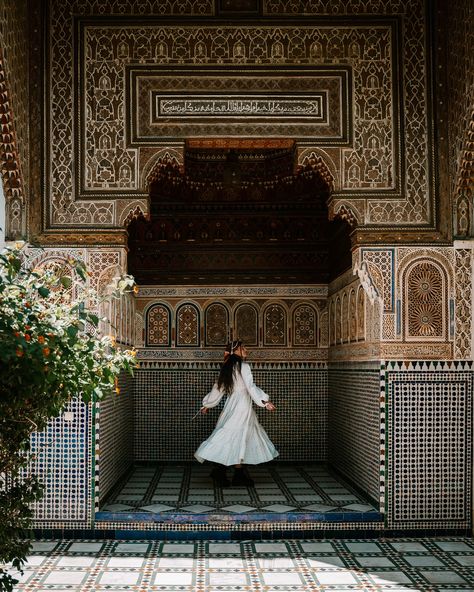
[{"left": 194, "top": 340, "right": 278, "bottom": 487}]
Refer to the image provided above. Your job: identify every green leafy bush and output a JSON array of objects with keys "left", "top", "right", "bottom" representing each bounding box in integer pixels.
[{"left": 0, "top": 248, "right": 137, "bottom": 591}]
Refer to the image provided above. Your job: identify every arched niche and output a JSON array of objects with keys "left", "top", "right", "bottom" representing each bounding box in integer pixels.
[
  {"left": 176, "top": 302, "right": 201, "bottom": 347},
  {"left": 146, "top": 302, "right": 172, "bottom": 347},
  {"left": 292, "top": 302, "right": 318, "bottom": 347},
  {"left": 204, "top": 302, "right": 230, "bottom": 346},
  {"left": 263, "top": 302, "right": 288, "bottom": 347},
  {"left": 234, "top": 303, "right": 259, "bottom": 346}
]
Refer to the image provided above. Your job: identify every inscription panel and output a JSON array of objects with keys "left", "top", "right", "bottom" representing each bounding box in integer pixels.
[
  {"left": 127, "top": 67, "right": 345, "bottom": 144},
  {"left": 154, "top": 95, "right": 326, "bottom": 119}
]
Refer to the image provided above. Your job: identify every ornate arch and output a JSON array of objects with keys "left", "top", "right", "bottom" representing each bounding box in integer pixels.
[
  {"left": 119, "top": 201, "right": 148, "bottom": 227},
  {"left": 335, "top": 296, "right": 342, "bottom": 344},
  {"left": 402, "top": 259, "right": 448, "bottom": 341},
  {"left": 349, "top": 288, "right": 357, "bottom": 342},
  {"left": 329, "top": 299, "right": 336, "bottom": 346},
  {"left": 356, "top": 286, "right": 366, "bottom": 341},
  {"left": 328, "top": 200, "right": 362, "bottom": 227},
  {"left": 141, "top": 148, "right": 184, "bottom": 190},
  {"left": 298, "top": 148, "right": 337, "bottom": 191}
]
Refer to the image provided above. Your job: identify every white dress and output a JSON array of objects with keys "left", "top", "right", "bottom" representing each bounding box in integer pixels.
[{"left": 194, "top": 362, "right": 279, "bottom": 466}]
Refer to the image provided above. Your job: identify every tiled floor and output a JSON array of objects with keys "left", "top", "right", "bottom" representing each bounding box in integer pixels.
[
  {"left": 100, "top": 462, "right": 377, "bottom": 516},
  {"left": 10, "top": 537, "right": 474, "bottom": 591}
]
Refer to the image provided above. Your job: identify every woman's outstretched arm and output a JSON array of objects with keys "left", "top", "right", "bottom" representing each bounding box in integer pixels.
[
  {"left": 241, "top": 362, "right": 275, "bottom": 409},
  {"left": 201, "top": 383, "right": 224, "bottom": 409}
]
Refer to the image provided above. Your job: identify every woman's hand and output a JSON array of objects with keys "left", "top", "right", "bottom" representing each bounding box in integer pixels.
[
  {"left": 264, "top": 402, "right": 276, "bottom": 412},
  {"left": 200, "top": 406, "right": 209, "bottom": 415}
]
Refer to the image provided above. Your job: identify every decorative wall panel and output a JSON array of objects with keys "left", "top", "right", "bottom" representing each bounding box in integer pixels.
[
  {"left": 43, "top": 0, "right": 435, "bottom": 230},
  {"left": 328, "top": 270, "right": 366, "bottom": 351},
  {"left": 29, "top": 399, "right": 92, "bottom": 525},
  {"left": 454, "top": 247, "right": 473, "bottom": 360},
  {"left": 293, "top": 304, "right": 317, "bottom": 347},
  {"left": 96, "top": 372, "right": 134, "bottom": 504},
  {"left": 405, "top": 261, "right": 445, "bottom": 340},
  {"left": 134, "top": 362, "right": 327, "bottom": 461},
  {"left": 204, "top": 302, "right": 229, "bottom": 346},
  {"left": 350, "top": 245, "right": 464, "bottom": 361},
  {"left": 234, "top": 303, "right": 258, "bottom": 346},
  {"left": 127, "top": 66, "right": 350, "bottom": 144},
  {"left": 386, "top": 361, "right": 473, "bottom": 527},
  {"left": 146, "top": 303, "right": 171, "bottom": 346},
  {"left": 263, "top": 303, "right": 287, "bottom": 346},
  {"left": 176, "top": 303, "right": 200, "bottom": 347},
  {"left": 141, "top": 288, "right": 326, "bottom": 357}
]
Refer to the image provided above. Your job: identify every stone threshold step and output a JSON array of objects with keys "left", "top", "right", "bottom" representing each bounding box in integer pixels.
[{"left": 94, "top": 510, "right": 383, "bottom": 524}]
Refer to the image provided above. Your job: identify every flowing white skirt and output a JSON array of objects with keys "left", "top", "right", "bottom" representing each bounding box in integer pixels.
[{"left": 194, "top": 388, "right": 279, "bottom": 466}]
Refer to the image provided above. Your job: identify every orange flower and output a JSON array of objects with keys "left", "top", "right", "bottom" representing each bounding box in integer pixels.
[
  {"left": 38, "top": 335, "right": 45, "bottom": 344},
  {"left": 42, "top": 347, "right": 50, "bottom": 357},
  {"left": 25, "top": 325, "right": 31, "bottom": 330},
  {"left": 14, "top": 331, "right": 20, "bottom": 338},
  {"left": 16, "top": 348, "right": 24, "bottom": 357},
  {"left": 24, "top": 334, "right": 31, "bottom": 341},
  {"left": 133, "top": 285, "right": 139, "bottom": 294},
  {"left": 115, "top": 386, "right": 121, "bottom": 394}
]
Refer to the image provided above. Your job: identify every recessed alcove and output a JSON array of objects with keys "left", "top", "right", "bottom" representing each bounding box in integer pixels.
[{"left": 95, "top": 140, "right": 384, "bottom": 529}]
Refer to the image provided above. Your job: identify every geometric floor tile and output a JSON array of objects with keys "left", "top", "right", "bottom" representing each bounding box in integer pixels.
[
  {"left": 342, "top": 503, "right": 376, "bottom": 512},
  {"left": 221, "top": 504, "right": 257, "bottom": 513},
  {"left": 180, "top": 503, "right": 215, "bottom": 513},
  {"left": 138, "top": 503, "right": 175, "bottom": 513},
  {"left": 102, "top": 503, "right": 134, "bottom": 512},
  {"left": 99, "top": 462, "right": 379, "bottom": 518},
  {"left": 9, "top": 537, "right": 474, "bottom": 592},
  {"left": 302, "top": 503, "right": 339, "bottom": 512},
  {"left": 261, "top": 503, "right": 298, "bottom": 513}
]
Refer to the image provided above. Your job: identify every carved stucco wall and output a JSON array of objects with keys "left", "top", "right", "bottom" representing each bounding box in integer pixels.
[
  {"left": 447, "top": 0, "right": 474, "bottom": 238},
  {"left": 42, "top": 0, "right": 436, "bottom": 232},
  {"left": 0, "top": 0, "right": 29, "bottom": 238},
  {"left": 136, "top": 285, "right": 328, "bottom": 362},
  {"left": 326, "top": 244, "right": 471, "bottom": 362}
]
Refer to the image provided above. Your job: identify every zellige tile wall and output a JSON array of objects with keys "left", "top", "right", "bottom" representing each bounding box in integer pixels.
[
  {"left": 328, "top": 364, "right": 381, "bottom": 507},
  {"left": 134, "top": 362, "right": 327, "bottom": 462},
  {"left": 96, "top": 371, "right": 134, "bottom": 504}
]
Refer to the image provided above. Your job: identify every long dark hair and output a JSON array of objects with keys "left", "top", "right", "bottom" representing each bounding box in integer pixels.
[{"left": 217, "top": 340, "right": 243, "bottom": 395}]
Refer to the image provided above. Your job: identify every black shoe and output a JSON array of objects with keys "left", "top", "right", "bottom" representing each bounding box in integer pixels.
[
  {"left": 210, "top": 466, "right": 230, "bottom": 487},
  {"left": 232, "top": 468, "right": 254, "bottom": 487}
]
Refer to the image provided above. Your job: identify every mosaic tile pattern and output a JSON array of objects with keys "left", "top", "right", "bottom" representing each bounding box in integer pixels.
[
  {"left": 10, "top": 537, "right": 474, "bottom": 591},
  {"left": 96, "top": 372, "right": 134, "bottom": 504},
  {"left": 99, "top": 462, "right": 377, "bottom": 519},
  {"left": 28, "top": 399, "right": 92, "bottom": 524},
  {"left": 134, "top": 365, "right": 328, "bottom": 461},
  {"left": 328, "top": 365, "right": 381, "bottom": 506},
  {"left": 386, "top": 362, "right": 473, "bottom": 528}
]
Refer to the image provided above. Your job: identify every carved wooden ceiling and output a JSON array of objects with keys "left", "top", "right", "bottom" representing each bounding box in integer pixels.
[{"left": 128, "top": 141, "right": 348, "bottom": 284}]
